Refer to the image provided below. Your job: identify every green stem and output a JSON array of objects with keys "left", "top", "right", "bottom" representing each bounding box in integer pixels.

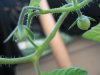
[
  {"left": 33, "top": 61, "right": 41, "bottom": 75},
  {"left": 72, "top": 0, "right": 82, "bottom": 16},
  {"left": 0, "top": 50, "right": 41, "bottom": 64},
  {"left": 0, "top": 55, "right": 32, "bottom": 64},
  {"left": 4, "top": 26, "right": 18, "bottom": 43},
  {"left": 72, "top": 0, "right": 78, "bottom": 6},
  {"left": 77, "top": 9, "right": 82, "bottom": 16},
  {"left": 27, "top": 13, "right": 35, "bottom": 28},
  {"left": 18, "top": 6, "right": 41, "bottom": 28},
  {"left": 26, "top": 6, "right": 41, "bottom": 28},
  {"left": 18, "top": 7, "right": 26, "bottom": 25},
  {"left": 27, "top": 37, "right": 39, "bottom": 49},
  {"left": 31, "top": 0, "right": 91, "bottom": 15},
  {"left": 27, "top": 14, "right": 31, "bottom": 28},
  {"left": 38, "top": 12, "right": 69, "bottom": 56}
]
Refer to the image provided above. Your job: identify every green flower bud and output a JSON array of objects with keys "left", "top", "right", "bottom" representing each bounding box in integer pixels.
[{"left": 77, "top": 15, "right": 90, "bottom": 30}]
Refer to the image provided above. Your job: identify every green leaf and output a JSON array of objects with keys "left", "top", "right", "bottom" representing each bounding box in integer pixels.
[
  {"left": 41, "top": 67, "right": 88, "bottom": 75},
  {"left": 82, "top": 23, "right": 100, "bottom": 42},
  {"left": 29, "top": 0, "right": 41, "bottom": 6}
]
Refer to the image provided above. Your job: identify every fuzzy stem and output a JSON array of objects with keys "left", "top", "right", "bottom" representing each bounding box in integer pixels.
[
  {"left": 77, "top": 9, "right": 82, "bottom": 16},
  {"left": 0, "top": 55, "right": 32, "bottom": 64},
  {"left": 27, "top": 14, "right": 32, "bottom": 28},
  {"left": 18, "top": 7, "right": 26, "bottom": 25},
  {"left": 73, "top": 0, "right": 78, "bottom": 6},
  {"left": 26, "top": 6, "right": 41, "bottom": 28},
  {"left": 72, "top": 0, "right": 82, "bottom": 16},
  {"left": 27, "top": 37, "right": 39, "bottom": 49},
  {"left": 27, "top": 13, "right": 35, "bottom": 28},
  {"left": 31, "top": 0, "right": 91, "bottom": 15},
  {"left": 37, "top": 12, "right": 69, "bottom": 57},
  {"left": 33, "top": 61, "right": 41, "bottom": 75}
]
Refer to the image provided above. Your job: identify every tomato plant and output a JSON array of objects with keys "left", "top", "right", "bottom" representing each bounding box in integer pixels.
[{"left": 0, "top": 0, "right": 98, "bottom": 75}]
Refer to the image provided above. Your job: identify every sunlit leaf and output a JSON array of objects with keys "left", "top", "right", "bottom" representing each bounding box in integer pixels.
[
  {"left": 42, "top": 67, "right": 88, "bottom": 75},
  {"left": 82, "top": 23, "right": 100, "bottom": 42}
]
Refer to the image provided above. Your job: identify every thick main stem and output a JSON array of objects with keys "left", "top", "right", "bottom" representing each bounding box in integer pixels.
[{"left": 33, "top": 61, "right": 41, "bottom": 75}]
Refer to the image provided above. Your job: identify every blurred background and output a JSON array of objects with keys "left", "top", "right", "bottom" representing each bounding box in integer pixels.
[{"left": 0, "top": 0, "right": 100, "bottom": 75}]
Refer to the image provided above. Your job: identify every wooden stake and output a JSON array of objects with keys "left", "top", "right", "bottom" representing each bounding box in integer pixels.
[{"left": 39, "top": 0, "right": 72, "bottom": 68}]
